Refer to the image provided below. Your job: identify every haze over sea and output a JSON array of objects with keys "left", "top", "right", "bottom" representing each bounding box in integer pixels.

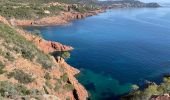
[{"left": 26, "top": 5, "right": 170, "bottom": 100}]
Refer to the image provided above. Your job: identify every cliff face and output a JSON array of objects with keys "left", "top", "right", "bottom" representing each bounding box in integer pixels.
[{"left": 0, "top": 16, "right": 88, "bottom": 100}]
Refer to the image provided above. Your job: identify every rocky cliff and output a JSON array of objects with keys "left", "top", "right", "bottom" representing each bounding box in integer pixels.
[{"left": 0, "top": 16, "right": 88, "bottom": 100}]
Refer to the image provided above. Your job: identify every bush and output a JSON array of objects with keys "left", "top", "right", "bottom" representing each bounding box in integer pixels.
[
  {"left": 0, "top": 81, "right": 18, "bottom": 97},
  {"left": 54, "top": 83, "right": 61, "bottom": 92},
  {"left": 15, "top": 84, "right": 31, "bottom": 95},
  {"left": 64, "top": 83, "right": 74, "bottom": 91},
  {"left": 4, "top": 52, "right": 15, "bottom": 61},
  {"left": 0, "top": 61, "right": 5, "bottom": 74},
  {"left": 36, "top": 53, "right": 53, "bottom": 69},
  {"left": 21, "top": 49, "right": 34, "bottom": 61},
  {"left": 61, "top": 52, "right": 70, "bottom": 59},
  {"left": 0, "top": 81, "right": 31, "bottom": 98},
  {"left": 7, "top": 69, "right": 34, "bottom": 84},
  {"left": 0, "top": 49, "right": 5, "bottom": 56},
  {"left": 61, "top": 73, "right": 68, "bottom": 82},
  {"left": 0, "top": 61, "right": 4, "bottom": 69},
  {"left": 45, "top": 81, "right": 53, "bottom": 89},
  {"left": 44, "top": 72, "right": 51, "bottom": 80},
  {"left": 13, "top": 46, "right": 20, "bottom": 53}
]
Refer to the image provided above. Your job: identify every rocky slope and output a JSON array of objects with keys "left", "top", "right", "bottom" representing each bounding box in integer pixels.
[{"left": 0, "top": 16, "right": 88, "bottom": 100}]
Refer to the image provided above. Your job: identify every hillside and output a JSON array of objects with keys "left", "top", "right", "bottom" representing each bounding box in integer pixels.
[
  {"left": 0, "top": 16, "right": 88, "bottom": 100},
  {"left": 0, "top": 0, "right": 101, "bottom": 20},
  {"left": 0, "top": 0, "right": 160, "bottom": 20}
]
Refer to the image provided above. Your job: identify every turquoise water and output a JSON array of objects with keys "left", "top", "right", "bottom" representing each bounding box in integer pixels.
[{"left": 26, "top": 7, "right": 170, "bottom": 100}]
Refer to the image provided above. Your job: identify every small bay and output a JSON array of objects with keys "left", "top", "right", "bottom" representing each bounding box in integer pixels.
[{"left": 25, "top": 7, "right": 170, "bottom": 100}]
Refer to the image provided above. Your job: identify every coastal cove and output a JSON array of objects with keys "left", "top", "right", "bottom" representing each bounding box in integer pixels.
[{"left": 25, "top": 7, "right": 170, "bottom": 100}]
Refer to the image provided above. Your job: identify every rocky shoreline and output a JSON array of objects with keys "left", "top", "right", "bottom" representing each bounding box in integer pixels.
[
  {"left": 16, "top": 24, "right": 89, "bottom": 100},
  {"left": 8, "top": 1, "right": 160, "bottom": 27},
  {"left": 0, "top": 1, "right": 161, "bottom": 99},
  {"left": 10, "top": 9, "right": 105, "bottom": 26}
]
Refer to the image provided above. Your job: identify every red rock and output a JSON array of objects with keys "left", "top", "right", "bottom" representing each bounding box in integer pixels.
[{"left": 151, "top": 94, "right": 170, "bottom": 100}]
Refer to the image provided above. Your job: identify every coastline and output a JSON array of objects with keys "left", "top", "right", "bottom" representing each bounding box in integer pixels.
[
  {"left": 16, "top": 27, "right": 89, "bottom": 100},
  {"left": 2, "top": 2, "right": 161, "bottom": 99},
  {"left": 0, "top": 0, "right": 163, "bottom": 99},
  {"left": 10, "top": 9, "right": 105, "bottom": 27}
]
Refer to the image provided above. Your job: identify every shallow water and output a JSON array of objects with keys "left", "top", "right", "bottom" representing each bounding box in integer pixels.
[{"left": 26, "top": 7, "right": 170, "bottom": 100}]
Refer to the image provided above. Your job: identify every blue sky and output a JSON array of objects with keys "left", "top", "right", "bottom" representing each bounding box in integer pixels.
[
  {"left": 98, "top": 0, "right": 170, "bottom": 3},
  {"left": 140, "top": 0, "right": 170, "bottom": 3},
  {"left": 98, "top": 0, "right": 170, "bottom": 4}
]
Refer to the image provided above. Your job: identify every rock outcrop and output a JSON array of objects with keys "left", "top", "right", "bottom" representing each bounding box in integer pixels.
[
  {"left": 16, "top": 29, "right": 73, "bottom": 53},
  {"left": 151, "top": 94, "right": 170, "bottom": 100},
  {"left": 56, "top": 57, "right": 88, "bottom": 100}
]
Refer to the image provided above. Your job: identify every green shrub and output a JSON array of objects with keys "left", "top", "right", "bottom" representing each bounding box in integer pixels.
[
  {"left": 0, "top": 81, "right": 31, "bottom": 97},
  {"left": 61, "top": 73, "right": 68, "bottom": 82},
  {"left": 44, "top": 72, "right": 51, "bottom": 80},
  {"left": 4, "top": 52, "right": 15, "bottom": 61},
  {"left": 45, "top": 81, "right": 53, "bottom": 89},
  {"left": 36, "top": 53, "right": 53, "bottom": 69},
  {"left": 21, "top": 49, "right": 34, "bottom": 61},
  {"left": 0, "top": 61, "right": 4, "bottom": 69},
  {"left": 13, "top": 46, "right": 20, "bottom": 53},
  {"left": 0, "top": 61, "right": 5, "bottom": 74},
  {"left": 61, "top": 52, "right": 70, "bottom": 59},
  {"left": 52, "top": 51, "right": 70, "bottom": 59},
  {"left": 15, "top": 84, "right": 31, "bottom": 95},
  {"left": 64, "top": 83, "right": 74, "bottom": 91},
  {"left": 54, "top": 83, "right": 61, "bottom": 92},
  {"left": 0, "top": 81, "right": 18, "bottom": 97},
  {"left": 0, "top": 49, "right": 5, "bottom": 56},
  {"left": 66, "top": 97, "right": 70, "bottom": 100},
  {"left": 43, "top": 85, "right": 49, "bottom": 94},
  {"left": 7, "top": 69, "right": 34, "bottom": 84}
]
